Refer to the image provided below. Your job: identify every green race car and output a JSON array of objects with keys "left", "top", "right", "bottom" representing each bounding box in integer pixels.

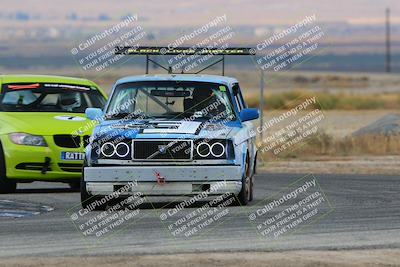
[{"left": 0, "top": 75, "right": 107, "bottom": 193}]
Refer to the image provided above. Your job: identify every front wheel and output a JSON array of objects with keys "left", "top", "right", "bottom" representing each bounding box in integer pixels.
[
  {"left": 68, "top": 181, "right": 80, "bottom": 190},
  {"left": 80, "top": 164, "right": 107, "bottom": 211},
  {"left": 0, "top": 142, "right": 16, "bottom": 194},
  {"left": 0, "top": 175, "right": 16, "bottom": 194},
  {"left": 235, "top": 160, "right": 252, "bottom": 206}
]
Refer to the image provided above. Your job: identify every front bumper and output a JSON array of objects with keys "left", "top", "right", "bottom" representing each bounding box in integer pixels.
[
  {"left": 84, "top": 165, "right": 243, "bottom": 196},
  {"left": 1, "top": 135, "right": 83, "bottom": 181},
  {"left": 86, "top": 181, "right": 242, "bottom": 196}
]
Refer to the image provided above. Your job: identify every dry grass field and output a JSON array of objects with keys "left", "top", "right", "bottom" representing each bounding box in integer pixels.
[{"left": 1, "top": 250, "right": 399, "bottom": 267}]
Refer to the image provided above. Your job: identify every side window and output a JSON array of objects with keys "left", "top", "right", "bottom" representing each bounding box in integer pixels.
[
  {"left": 232, "top": 83, "right": 245, "bottom": 111},
  {"left": 2, "top": 90, "right": 38, "bottom": 105},
  {"left": 238, "top": 87, "right": 247, "bottom": 109}
]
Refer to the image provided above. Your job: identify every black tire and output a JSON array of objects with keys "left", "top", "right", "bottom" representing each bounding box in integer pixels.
[
  {"left": 80, "top": 163, "right": 107, "bottom": 211},
  {"left": 68, "top": 181, "right": 80, "bottom": 190},
  {"left": 249, "top": 156, "right": 257, "bottom": 202},
  {"left": 235, "top": 158, "right": 252, "bottom": 206},
  {"left": 0, "top": 142, "right": 16, "bottom": 194},
  {"left": 249, "top": 175, "right": 254, "bottom": 202}
]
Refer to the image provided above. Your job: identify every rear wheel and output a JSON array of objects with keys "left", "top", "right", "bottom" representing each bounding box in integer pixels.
[
  {"left": 80, "top": 163, "right": 107, "bottom": 211},
  {"left": 0, "top": 142, "right": 16, "bottom": 194}
]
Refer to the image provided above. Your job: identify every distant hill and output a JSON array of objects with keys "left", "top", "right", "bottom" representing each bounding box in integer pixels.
[{"left": 1, "top": 0, "right": 399, "bottom": 26}]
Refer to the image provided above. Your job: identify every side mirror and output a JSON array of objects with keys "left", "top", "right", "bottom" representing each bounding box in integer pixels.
[
  {"left": 85, "top": 108, "right": 103, "bottom": 121},
  {"left": 239, "top": 108, "right": 259, "bottom": 122}
]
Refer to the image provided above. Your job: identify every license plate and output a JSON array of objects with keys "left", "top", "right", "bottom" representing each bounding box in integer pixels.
[{"left": 61, "top": 152, "right": 85, "bottom": 161}]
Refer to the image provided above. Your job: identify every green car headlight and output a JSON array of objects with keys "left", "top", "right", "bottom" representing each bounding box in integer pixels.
[{"left": 9, "top": 133, "right": 47, "bottom": 147}]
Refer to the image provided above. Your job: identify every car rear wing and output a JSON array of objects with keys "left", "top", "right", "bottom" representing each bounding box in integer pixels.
[{"left": 114, "top": 46, "right": 254, "bottom": 75}]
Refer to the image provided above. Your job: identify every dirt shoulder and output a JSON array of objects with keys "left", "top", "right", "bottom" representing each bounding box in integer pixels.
[
  {"left": 259, "top": 155, "right": 400, "bottom": 175},
  {"left": 1, "top": 249, "right": 399, "bottom": 267}
]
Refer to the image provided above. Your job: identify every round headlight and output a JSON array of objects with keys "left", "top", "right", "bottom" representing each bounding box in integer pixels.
[
  {"left": 115, "top": 142, "right": 130, "bottom": 157},
  {"left": 196, "top": 142, "right": 210, "bottom": 157},
  {"left": 100, "top": 142, "right": 116, "bottom": 157},
  {"left": 211, "top": 142, "right": 225, "bottom": 157}
]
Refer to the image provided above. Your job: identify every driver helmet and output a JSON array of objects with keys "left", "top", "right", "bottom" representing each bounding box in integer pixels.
[{"left": 59, "top": 92, "right": 81, "bottom": 111}]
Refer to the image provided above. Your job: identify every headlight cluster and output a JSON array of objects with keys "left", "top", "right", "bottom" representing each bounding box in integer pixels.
[
  {"left": 9, "top": 133, "right": 47, "bottom": 147},
  {"left": 100, "top": 141, "right": 131, "bottom": 159},
  {"left": 194, "top": 139, "right": 234, "bottom": 160},
  {"left": 96, "top": 139, "right": 233, "bottom": 160},
  {"left": 196, "top": 142, "right": 225, "bottom": 158}
]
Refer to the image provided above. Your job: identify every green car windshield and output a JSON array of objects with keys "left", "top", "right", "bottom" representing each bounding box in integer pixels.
[
  {"left": 106, "top": 81, "right": 236, "bottom": 120},
  {"left": 0, "top": 83, "right": 106, "bottom": 113}
]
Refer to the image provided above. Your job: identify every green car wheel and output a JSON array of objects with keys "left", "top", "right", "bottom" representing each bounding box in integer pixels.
[
  {"left": 80, "top": 163, "right": 107, "bottom": 211},
  {"left": 0, "top": 142, "right": 17, "bottom": 193},
  {"left": 68, "top": 181, "right": 80, "bottom": 190}
]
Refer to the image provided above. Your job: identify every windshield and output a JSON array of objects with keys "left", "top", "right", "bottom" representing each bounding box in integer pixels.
[
  {"left": 106, "top": 81, "right": 236, "bottom": 121},
  {"left": 0, "top": 83, "right": 106, "bottom": 113}
]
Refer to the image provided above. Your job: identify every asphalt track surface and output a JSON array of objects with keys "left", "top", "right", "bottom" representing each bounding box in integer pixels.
[{"left": 0, "top": 172, "right": 399, "bottom": 258}]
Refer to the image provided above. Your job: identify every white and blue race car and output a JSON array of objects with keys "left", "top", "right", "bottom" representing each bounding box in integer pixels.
[{"left": 82, "top": 74, "right": 259, "bottom": 209}]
